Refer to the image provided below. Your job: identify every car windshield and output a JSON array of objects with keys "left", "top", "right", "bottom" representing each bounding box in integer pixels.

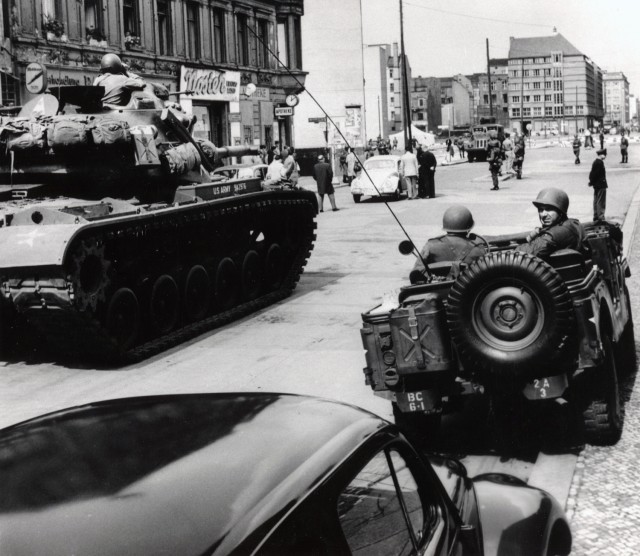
[
  {"left": 366, "top": 159, "right": 395, "bottom": 171},
  {"left": 237, "top": 168, "right": 255, "bottom": 179}
]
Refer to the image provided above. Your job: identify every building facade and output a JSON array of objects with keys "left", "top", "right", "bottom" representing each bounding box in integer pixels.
[
  {"left": 0, "top": 0, "right": 305, "bottom": 149},
  {"left": 410, "top": 75, "right": 440, "bottom": 132},
  {"left": 603, "top": 71, "right": 630, "bottom": 129},
  {"left": 507, "top": 33, "right": 604, "bottom": 135},
  {"left": 469, "top": 58, "right": 510, "bottom": 127},
  {"left": 295, "top": 0, "right": 365, "bottom": 150},
  {"left": 363, "top": 44, "right": 391, "bottom": 140}
]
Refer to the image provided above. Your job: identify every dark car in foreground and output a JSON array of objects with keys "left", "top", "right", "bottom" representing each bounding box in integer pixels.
[{"left": 0, "top": 393, "right": 571, "bottom": 555}]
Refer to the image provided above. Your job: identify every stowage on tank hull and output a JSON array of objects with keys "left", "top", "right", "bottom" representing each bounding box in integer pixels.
[{"left": 0, "top": 187, "right": 317, "bottom": 363}]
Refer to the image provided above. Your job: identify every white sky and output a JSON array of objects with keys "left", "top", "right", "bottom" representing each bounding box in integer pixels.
[{"left": 362, "top": 0, "right": 640, "bottom": 97}]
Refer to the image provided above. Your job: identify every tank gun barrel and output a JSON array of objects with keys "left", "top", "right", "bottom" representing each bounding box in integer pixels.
[{"left": 215, "top": 145, "right": 260, "bottom": 158}]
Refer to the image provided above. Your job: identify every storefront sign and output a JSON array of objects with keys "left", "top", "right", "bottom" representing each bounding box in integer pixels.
[
  {"left": 241, "top": 85, "right": 270, "bottom": 100},
  {"left": 25, "top": 63, "right": 47, "bottom": 94},
  {"left": 180, "top": 66, "right": 240, "bottom": 102},
  {"left": 275, "top": 106, "right": 294, "bottom": 118},
  {"left": 228, "top": 112, "right": 242, "bottom": 122}
]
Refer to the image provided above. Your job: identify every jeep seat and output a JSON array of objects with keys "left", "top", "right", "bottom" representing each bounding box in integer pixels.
[{"left": 547, "top": 248, "right": 591, "bottom": 282}]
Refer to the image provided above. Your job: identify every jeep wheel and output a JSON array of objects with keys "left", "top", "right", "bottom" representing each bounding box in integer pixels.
[
  {"left": 615, "top": 285, "right": 637, "bottom": 376},
  {"left": 392, "top": 403, "right": 441, "bottom": 444},
  {"left": 447, "top": 251, "right": 575, "bottom": 378},
  {"left": 582, "top": 334, "right": 622, "bottom": 445}
]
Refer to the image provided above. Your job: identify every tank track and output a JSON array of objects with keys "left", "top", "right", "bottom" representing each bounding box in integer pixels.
[{"left": 11, "top": 193, "right": 317, "bottom": 365}]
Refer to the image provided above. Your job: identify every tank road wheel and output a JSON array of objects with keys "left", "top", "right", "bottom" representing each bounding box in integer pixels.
[
  {"left": 447, "top": 252, "right": 575, "bottom": 378},
  {"left": 242, "top": 250, "right": 262, "bottom": 300},
  {"left": 183, "top": 265, "right": 210, "bottom": 323},
  {"left": 265, "top": 243, "right": 285, "bottom": 291},
  {"left": 70, "top": 239, "right": 111, "bottom": 313},
  {"left": 214, "top": 258, "right": 240, "bottom": 311},
  {"left": 149, "top": 275, "right": 180, "bottom": 334},
  {"left": 582, "top": 334, "right": 622, "bottom": 445},
  {"left": 105, "top": 288, "right": 140, "bottom": 351}
]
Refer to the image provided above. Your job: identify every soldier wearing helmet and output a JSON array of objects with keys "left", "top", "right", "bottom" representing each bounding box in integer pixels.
[
  {"left": 93, "top": 53, "right": 146, "bottom": 107},
  {"left": 517, "top": 187, "right": 583, "bottom": 259},
  {"left": 411, "top": 205, "right": 487, "bottom": 281}
]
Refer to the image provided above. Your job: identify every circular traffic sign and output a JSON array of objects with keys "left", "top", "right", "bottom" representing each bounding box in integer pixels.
[{"left": 25, "top": 63, "right": 48, "bottom": 94}]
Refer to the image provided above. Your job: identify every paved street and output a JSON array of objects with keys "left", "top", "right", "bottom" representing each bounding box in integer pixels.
[{"left": 1, "top": 142, "right": 639, "bottom": 554}]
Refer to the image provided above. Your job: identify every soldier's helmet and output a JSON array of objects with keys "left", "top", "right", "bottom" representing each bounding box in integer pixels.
[
  {"left": 532, "top": 187, "right": 569, "bottom": 214},
  {"left": 100, "top": 53, "right": 125, "bottom": 74},
  {"left": 443, "top": 205, "right": 474, "bottom": 233}
]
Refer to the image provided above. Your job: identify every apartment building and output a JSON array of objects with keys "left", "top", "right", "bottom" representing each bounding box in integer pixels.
[{"left": 603, "top": 71, "right": 630, "bottom": 128}]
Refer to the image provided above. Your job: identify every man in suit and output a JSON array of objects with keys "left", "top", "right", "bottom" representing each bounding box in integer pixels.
[
  {"left": 313, "top": 154, "right": 338, "bottom": 212},
  {"left": 417, "top": 145, "right": 437, "bottom": 199},
  {"left": 589, "top": 149, "right": 608, "bottom": 221}
]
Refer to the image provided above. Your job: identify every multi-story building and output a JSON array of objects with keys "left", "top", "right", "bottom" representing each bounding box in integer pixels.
[
  {"left": 438, "top": 75, "right": 473, "bottom": 129},
  {"left": 603, "top": 71, "right": 630, "bottom": 129},
  {"left": 0, "top": 0, "right": 305, "bottom": 149},
  {"left": 387, "top": 42, "right": 411, "bottom": 136},
  {"left": 296, "top": 0, "right": 365, "bottom": 150},
  {"left": 363, "top": 44, "right": 392, "bottom": 140},
  {"left": 469, "top": 58, "right": 509, "bottom": 127},
  {"left": 410, "top": 76, "right": 440, "bottom": 132},
  {"left": 507, "top": 33, "right": 604, "bottom": 135}
]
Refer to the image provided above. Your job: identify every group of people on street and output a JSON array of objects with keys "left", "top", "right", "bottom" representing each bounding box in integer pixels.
[
  {"left": 264, "top": 146, "right": 299, "bottom": 187},
  {"left": 400, "top": 145, "right": 438, "bottom": 199},
  {"left": 486, "top": 131, "right": 525, "bottom": 190}
]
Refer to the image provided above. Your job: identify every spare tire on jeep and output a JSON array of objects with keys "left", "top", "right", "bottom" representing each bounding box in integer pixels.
[{"left": 446, "top": 251, "right": 576, "bottom": 379}]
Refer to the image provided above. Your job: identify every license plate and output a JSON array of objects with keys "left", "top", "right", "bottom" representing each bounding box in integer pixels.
[
  {"left": 523, "top": 374, "right": 568, "bottom": 400},
  {"left": 395, "top": 390, "right": 440, "bottom": 414}
]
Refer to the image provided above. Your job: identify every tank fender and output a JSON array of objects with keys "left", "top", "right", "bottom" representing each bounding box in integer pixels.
[
  {"left": 0, "top": 224, "right": 79, "bottom": 268},
  {"left": 472, "top": 474, "right": 570, "bottom": 556}
]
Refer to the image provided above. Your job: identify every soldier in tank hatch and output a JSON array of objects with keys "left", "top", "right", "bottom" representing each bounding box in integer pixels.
[
  {"left": 411, "top": 205, "right": 487, "bottom": 281},
  {"left": 517, "top": 188, "right": 583, "bottom": 260},
  {"left": 93, "top": 53, "right": 146, "bottom": 107}
]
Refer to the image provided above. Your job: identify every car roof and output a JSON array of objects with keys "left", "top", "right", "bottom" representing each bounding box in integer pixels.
[{"left": 0, "top": 393, "right": 386, "bottom": 556}]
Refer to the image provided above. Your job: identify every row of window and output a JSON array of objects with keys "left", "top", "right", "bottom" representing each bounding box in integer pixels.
[
  {"left": 508, "top": 80, "right": 563, "bottom": 91},
  {"left": 509, "top": 68, "right": 563, "bottom": 78},
  {"left": 43, "top": 0, "right": 301, "bottom": 69},
  {"left": 511, "top": 93, "right": 564, "bottom": 104},
  {"left": 511, "top": 104, "right": 585, "bottom": 118},
  {"left": 508, "top": 54, "right": 562, "bottom": 65}
]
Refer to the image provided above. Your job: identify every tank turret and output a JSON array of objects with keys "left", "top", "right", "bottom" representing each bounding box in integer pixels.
[{"left": 0, "top": 85, "right": 317, "bottom": 363}]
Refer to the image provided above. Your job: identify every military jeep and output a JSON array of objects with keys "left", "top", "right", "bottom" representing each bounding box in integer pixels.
[{"left": 360, "top": 221, "right": 634, "bottom": 445}]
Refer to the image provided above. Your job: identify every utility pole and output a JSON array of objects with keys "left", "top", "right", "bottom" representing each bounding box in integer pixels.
[
  {"left": 399, "top": 0, "right": 412, "bottom": 149},
  {"left": 486, "top": 38, "right": 493, "bottom": 118}
]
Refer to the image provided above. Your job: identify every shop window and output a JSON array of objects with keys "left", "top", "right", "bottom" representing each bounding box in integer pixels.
[
  {"left": 237, "top": 13, "right": 249, "bottom": 66},
  {"left": 1, "top": 72, "right": 18, "bottom": 106},
  {"left": 157, "top": 0, "right": 171, "bottom": 55},
  {"left": 213, "top": 9, "right": 226, "bottom": 62},
  {"left": 123, "top": 0, "right": 139, "bottom": 37},
  {"left": 186, "top": 2, "right": 200, "bottom": 59},
  {"left": 257, "top": 19, "right": 269, "bottom": 68}
]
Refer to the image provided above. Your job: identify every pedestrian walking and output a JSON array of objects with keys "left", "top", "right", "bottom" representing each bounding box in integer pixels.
[
  {"left": 392, "top": 137, "right": 398, "bottom": 151},
  {"left": 417, "top": 144, "right": 437, "bottom": 198},
  {"left": 502, "top": 133, "right": 514, "bottom": 173},
  {"left": 599, "top": 130, "right": 605, "bottom": 150},
  {"left": 620, "top": 131, "right": 629, "bottom": 163},
  {"left": 339, "top": 150, "right": 348, "bottom": 183},
  {"left": 572, "top": 134, "right": 582, "bottom": 164},
  {"left": 313, "top": 154, "right": 338, "bottom": 212},
  {"left": 489, "top": 153, "right": 502, "bottom": 190},
  {"left": 588, "top": 149, "right": 607, "bottom": 221},
  {"left": 584, "top": 128, "right": 593, "bottom": 149},
  {"left": 512, "top": 134, "right": 525, "bottom": 179},
  {"left": 400, "top": 146, "right": 419, "bottom": 199},
  {"left": 345, "top": 147, "right": 357, "bottom": 185},
  {"left": 458, "top": 136, "right": 466, "bottom": 158}
]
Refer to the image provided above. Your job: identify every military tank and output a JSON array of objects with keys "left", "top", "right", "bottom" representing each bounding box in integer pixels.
[{"left": 0, "top": 84, "right": 317, "bottom": 363}]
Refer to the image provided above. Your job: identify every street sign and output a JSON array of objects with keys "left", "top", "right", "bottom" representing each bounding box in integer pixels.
[
  {"left": 25, "top": 63, "right": 47, "bottom": 94},
  {"left": 308, "top": 117, "right": 327, "bottom": 123},
  {"left": 274, "top": 106, "right": 294, "bottom": 118}
]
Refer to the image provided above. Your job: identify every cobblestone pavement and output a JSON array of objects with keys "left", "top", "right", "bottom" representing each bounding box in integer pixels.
[{"left": 568, "top": 184, "right": 640, "bottom": 555}]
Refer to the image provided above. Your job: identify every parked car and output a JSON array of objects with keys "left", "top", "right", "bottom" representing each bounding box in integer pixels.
[
  {"left": 350, "top": 154, "right": 407, "bottom": 202},
  {"left": 0, "top": 393, "right": 571, "bottom": 555},
  {"left": 212, "top": 163, "right": 268, "bottom": 181}
]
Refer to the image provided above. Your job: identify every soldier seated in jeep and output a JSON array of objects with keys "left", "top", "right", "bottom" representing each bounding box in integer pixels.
[
  {"left": 411, "top": 205, "right": 488, "bottom": 281},
  {"left": 517, "top": 188, "right": 583, "bottom": 260}
]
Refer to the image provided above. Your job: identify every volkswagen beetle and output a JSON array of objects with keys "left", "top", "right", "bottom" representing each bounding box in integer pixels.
[
  {"left": 0, "top": 393, "right": 571, "bottom": 555},
  {"left": 350, "top": 154, "right": 407, "bottom": 203}
]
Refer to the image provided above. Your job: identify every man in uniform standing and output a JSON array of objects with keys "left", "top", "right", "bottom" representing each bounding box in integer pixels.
[
  {"left": 588, "top": 149, "right": 608, "bottom": 221},
  {"left": 517, "top": 188, "right": 583, "bottom": 260},
  {"left": 411, "top": 205, "right": 486, "bottom": 281},
  {"left": 620, "top": 131, "right": 629, "bottom": 163},
  {"left": 93, "top": 53, "right": 146, "bottom": 106},
  {"left": 502, "top": 132, "right": 514, "bottom": 174},
  {"left": 572, "top": 134, "right": 582, "bottom": 164}
]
